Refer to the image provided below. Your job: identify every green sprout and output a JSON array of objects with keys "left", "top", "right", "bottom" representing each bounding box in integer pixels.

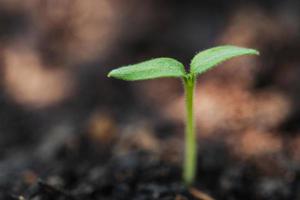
[{"left": 107, "top": 45, "right": 259, "bottom": 185}]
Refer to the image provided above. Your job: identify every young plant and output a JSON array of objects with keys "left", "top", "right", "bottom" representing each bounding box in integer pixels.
[{"left": 107, "top": 45, "right": 259, "bottom": 185}]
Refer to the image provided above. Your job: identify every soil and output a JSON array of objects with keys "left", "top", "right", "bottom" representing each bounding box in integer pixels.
[{"left": 1, "top": 129, "right": 299, "bottom": 200}]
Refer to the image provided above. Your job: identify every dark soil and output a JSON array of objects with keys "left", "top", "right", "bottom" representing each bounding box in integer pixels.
[{"left": 1, "top": 131, "right": 299, "bottom": 200}]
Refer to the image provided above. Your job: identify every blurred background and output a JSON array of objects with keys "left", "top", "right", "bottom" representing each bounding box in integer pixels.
[{"left": 0, "top": 0, "right": 300, "bottom": 199}]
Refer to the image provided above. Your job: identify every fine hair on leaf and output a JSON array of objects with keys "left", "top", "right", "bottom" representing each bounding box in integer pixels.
[{"left": 108, "top": 57, "right": 186, "bottom": 81}]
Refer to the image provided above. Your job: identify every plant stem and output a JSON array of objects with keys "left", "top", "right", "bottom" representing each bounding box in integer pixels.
[{"left": 183, "top": 75, "right": 197, "bottom": 185}]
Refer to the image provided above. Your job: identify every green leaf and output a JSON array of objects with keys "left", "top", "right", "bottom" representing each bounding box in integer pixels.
[
  {"left": 108, "top": 57, "right": 186, "bottom": 81},
  {"left": 190, "top": 45, "right": 259, "bottom": 75}
]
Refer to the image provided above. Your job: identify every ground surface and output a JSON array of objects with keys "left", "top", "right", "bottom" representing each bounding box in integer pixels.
[{"left": 1, "top": 130, "right": 299, "bottom": 200}]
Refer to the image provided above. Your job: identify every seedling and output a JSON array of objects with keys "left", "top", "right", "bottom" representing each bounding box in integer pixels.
[{"left": 108, "top": 45, "right": 259, "bottom": 185}]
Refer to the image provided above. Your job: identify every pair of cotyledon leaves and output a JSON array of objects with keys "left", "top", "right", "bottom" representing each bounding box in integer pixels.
[{"left": 108, "top": 45, "right": 259, "bottom": 81}]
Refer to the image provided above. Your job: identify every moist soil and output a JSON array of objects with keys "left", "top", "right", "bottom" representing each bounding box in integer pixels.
[{"left": 1, "top": 131, "right": 299, "bottom": 200}]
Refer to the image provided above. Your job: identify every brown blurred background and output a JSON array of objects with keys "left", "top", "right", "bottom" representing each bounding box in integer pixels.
[{"left": 0, "top": 0, "right": 300, "bottom": 198}]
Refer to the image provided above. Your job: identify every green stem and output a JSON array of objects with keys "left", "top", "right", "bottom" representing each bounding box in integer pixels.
[{"left": 183, "top": 75, "right": 197, "bottom": 185}]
